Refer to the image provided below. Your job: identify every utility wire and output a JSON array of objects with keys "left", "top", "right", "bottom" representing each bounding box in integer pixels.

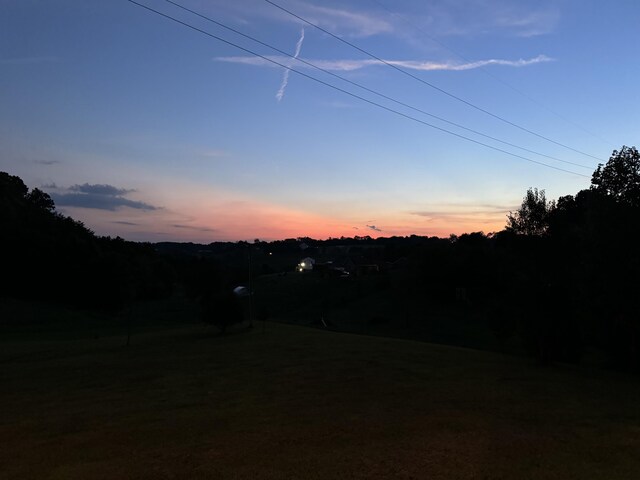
[
  {"left": 264, "top": 0, "right": 605, "bottom": 163},
  {"left": 126, "top": 0, "right": 589, "bottom": 178},
  {"left": 371, "top": 0, "right": 615, "bottom": 148},
  {"left": 160, "top": 0, "right": 591, "bottom": 170}
]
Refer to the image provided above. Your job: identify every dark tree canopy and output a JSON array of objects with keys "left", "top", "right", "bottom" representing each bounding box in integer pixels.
[
  {"left": 4, "top": 159, "right": 640, "bottom": 370},
  {"left": 0, "top": 171, "right": 175, "bottom": 311},
  {"left": 506, "top": 187, "right": 555, "bottom": 236},
  {"left": 501, "top": 146, "right": 640, "bottom": 370},
  {"left": 591, "top": 146, "right": 640, "bottom": 207},
  {"left": 26, "top": 188, "right": 55, "bottom": 212}
]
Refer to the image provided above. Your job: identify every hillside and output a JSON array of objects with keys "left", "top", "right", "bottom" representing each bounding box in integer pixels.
[{"left": 2, "top": 308, "right": 639, "bottom": 479}]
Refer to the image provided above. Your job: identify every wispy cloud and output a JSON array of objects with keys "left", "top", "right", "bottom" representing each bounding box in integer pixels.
[
  {"left": 52, "top": 193, "right": 158, "bottom": 211},
  {"left": 410, "top": 203, "right": 516, "bottom": 225},
  {"left": 217, "top": 54, "right": 553, "bottom": 73},
  {"left": 276, "top": 27, "right": 305, "bottom": 102},
  {"left": 293, "top": 0, "right": 557, "bottom": 39},
  {"left": 411, "top": 206, "right": 514, "bottom": 217},
  {"left": 202, "top": 0, "right": 393, "bottom": 38},
  {"left": 172, "top": 224, "right": 218, "bottom": 233},
  {"left": 197, "top": 0, "right": 557, "bottom": 41},
  {"left": 399, "top": 0, "right": 560, "bottom": 38},
  {"left": 49, "top": 183, "right": 158, "bottom": 211},
  {"left": 298, "top": 2, "right": 393, "bottom": 37},
  {"left": 112, "top": 221, "right": 139, "bottom": 226},
  {"left": 69, "top": 183, "right": 134, "bottom": 196},
  {"left": 425, "top": 202, "right": 518, "bottom": 211},
  {"left": 366, "top": 224, "right": 382, "bottom": 232},
  {"left": 493, "top": 9, "right": 560, "bottom": 37},
  {"left": 34, "top": 159, "right": 60, "bottom": 166}
]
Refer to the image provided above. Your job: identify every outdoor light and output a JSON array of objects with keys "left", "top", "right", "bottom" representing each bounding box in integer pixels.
[{"left": 301, "top": 262, "right": 306, "bottom": 267}]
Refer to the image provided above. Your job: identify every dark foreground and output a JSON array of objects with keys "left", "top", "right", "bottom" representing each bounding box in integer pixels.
[{"left": 2, "top": 315, "right": 640, "bottom": 479}]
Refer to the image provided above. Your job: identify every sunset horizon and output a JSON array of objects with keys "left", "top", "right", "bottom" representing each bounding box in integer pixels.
[{"left": 3, "top": 0, "right": 635, "bottom": 242}]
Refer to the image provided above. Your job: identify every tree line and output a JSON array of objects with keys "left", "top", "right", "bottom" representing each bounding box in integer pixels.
[
  {"left": 2, "top": 146, "right": 639, "bottom": 370},
  {"left": 498, "top": 146, "right": 640, "bottom": 369},
  {"left": 0, "top": 172, "right": 175, "bottom": 311}
]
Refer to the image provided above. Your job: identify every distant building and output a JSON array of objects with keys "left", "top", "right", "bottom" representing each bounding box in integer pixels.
[{"left": 297, "top": 257, "right": 315, "bottom": 272}]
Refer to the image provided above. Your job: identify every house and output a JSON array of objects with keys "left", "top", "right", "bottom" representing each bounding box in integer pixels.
[{"left": 297, "top": 257, "right": 315, "bottom": 272}]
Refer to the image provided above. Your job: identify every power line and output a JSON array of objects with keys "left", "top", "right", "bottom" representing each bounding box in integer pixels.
[
  {"left": 125, "top": 0, "right": 589, "bottom": 178},
  {"left": 159, "top": 0, "right": 591, "bottom": 171},
  {"left": 264, "top": 0, "right": 605, "bottom": 163},
  {"left": 370, "top": 0, "right": 615, "bottom": 148}
]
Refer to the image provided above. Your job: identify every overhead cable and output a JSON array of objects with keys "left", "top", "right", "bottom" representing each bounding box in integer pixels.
[
  {"left": 126, "top": 0, "right": 590, "bottom": 178},
  {"left": 264, "top": 0, "right": 605, "bottom": 163},
  {"left": 159, "top": 0, "right": 592, "bottom": 171}
]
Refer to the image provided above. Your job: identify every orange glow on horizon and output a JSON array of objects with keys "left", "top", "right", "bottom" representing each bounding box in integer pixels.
[{"left": 59, "top": 180, "right": 509, "bottom": 242}]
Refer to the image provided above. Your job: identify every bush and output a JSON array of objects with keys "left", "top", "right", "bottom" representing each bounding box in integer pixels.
[{"left": 201, "top": 290, "right": 244, "bottom": 333}]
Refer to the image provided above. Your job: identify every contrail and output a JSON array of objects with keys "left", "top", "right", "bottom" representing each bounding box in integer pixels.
[{"left": 276, "top": 27, "right": 305, "bottom": 101}]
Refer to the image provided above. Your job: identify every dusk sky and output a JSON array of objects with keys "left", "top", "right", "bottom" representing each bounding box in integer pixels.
[{"left": 2, "top": 0, "right": 638, "bottom": 242}]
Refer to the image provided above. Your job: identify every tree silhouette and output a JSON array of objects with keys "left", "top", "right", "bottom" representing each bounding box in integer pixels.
[
  {"left": 201, "top": 290, "right": 244, "bottom": 334},
  {"left": 506, "top": 188, "right": 555, "bottom": 236},
  {"left": 26, "top": 188, "right": 55, "bottom": 212},
  {"left": 1, "top": 171, "right": 174, "bottom": 312},
  {"left": 591, "top": 146, "right": 640, "bottom": 207}
]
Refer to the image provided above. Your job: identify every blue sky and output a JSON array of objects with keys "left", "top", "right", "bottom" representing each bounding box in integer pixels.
[{"left": 2, "top": 0, "right": 638, "bottom": 241}]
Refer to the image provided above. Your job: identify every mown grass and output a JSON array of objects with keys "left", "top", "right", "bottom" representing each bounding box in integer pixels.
[
  {"left": 1, "top": 305, "right": 640, "bottom": 479},
  {"left": 253, "top": 272, "right": 519, "bottom": 354}
]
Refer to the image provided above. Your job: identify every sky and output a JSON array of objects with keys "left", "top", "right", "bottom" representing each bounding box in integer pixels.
[{"left": 2, "top": 0, "right": 639, "bottom": 242}]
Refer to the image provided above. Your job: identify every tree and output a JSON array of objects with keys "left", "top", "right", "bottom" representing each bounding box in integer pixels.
[
  {"left": 591, "top": 146, "right": 640, "bottom": 207},
  {"left": 506, "top": 187, "right": 555, "bottom": 236},
  {"left": 201, "top": 290, "right": 244, "bottom": 334},
  {"left": 1, "top": 171, "right": 29, "bottom": 220},
  {"left": 26, "top": 188, "right": 55, "bottom": 212}
]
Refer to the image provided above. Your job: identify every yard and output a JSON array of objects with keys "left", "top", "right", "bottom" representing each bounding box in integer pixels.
[{"left": 2, "top": 304, "right": 639, "bottom": 479}]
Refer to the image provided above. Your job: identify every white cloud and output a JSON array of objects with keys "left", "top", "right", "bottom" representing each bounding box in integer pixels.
[
  {"left": 268, "top": 0, "right": 558, "bottom": 39},
  {"left": 182, "top": 0, "right": 559, "bottom": 43},
  {"left": 216, "top": 54, "right": 554, "bottom": 72},
  {"left": 197, "top": 0, "right": 393, "bottom": 38},
  {"left": 298, "top": 2, "right": 393, "bottom": 37},
  {"left": 276, "top": 27, "right": 305, "bottom": 101},
  {"left": 395, "top": 55, "right": 555, "bottom": 71}
]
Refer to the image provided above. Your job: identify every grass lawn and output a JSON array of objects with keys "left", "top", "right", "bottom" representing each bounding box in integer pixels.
[{"left": 2, "top": 313, "right": 640, "bottom": 479}]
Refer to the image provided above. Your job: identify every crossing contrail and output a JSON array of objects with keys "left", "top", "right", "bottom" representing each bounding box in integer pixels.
[{"left": 276, "top": 27, "right": 305, "bottom": 101}]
